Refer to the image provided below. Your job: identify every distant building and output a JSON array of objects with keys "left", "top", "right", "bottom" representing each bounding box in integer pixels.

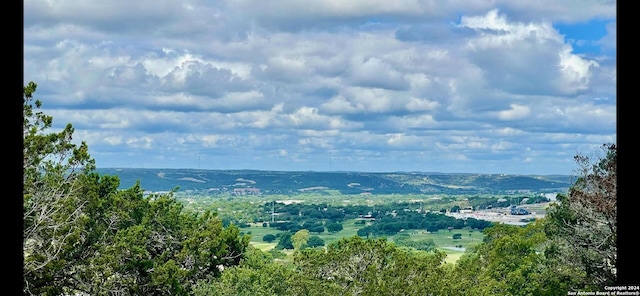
[{"left": 356, "top": 214, "right": 376, "bottom": 221}]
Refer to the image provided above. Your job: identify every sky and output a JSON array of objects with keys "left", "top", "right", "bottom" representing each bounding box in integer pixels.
[{"left": 23, "top": 0, "right": 616, "bottom": 175}]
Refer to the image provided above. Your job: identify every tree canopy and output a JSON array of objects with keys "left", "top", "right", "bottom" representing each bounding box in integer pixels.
[
  {"left": 544, "top": 143, "right": 617, "bottom": 290},
  {"left": 23, "top": 81, "right": 249, "bottom": 295}
]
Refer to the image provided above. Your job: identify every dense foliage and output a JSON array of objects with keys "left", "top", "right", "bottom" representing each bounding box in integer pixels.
[
  {"left": 356, "top": 211, "right": 492, "bottom": 237},
  {"left": 23, "top": 82, "right": 249, "bottom": 295},
  {"left": 544, "top": 143, "right": 617, "bottom": 290}
]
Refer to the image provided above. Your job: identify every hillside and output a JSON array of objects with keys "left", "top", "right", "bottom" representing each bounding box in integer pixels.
[{"left": 96, "top": 168, "right": 572, "bottom": 196}]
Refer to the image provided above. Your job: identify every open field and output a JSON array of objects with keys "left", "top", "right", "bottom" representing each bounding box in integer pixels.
[
  {"left": 406, "top": 228, "right": 484, "bottom": 250},
  {"left": 250, "top": 242, "right": 277, "bottom": 252},
  {"left": 439, "top": 249, "right": 466, "bottom": 265},
  {"left": 243, "top": 220, "right": 485, "bottom": 264}
]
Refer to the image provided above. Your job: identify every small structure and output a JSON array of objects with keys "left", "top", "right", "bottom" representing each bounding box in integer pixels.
[
  {"left": 510, "top": 205, "right": 530, "bottom": 215},
  {"left": 460, "top": 207, "right": 473, "bottom": 214}
]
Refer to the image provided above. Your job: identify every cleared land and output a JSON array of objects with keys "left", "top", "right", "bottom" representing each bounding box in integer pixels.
[
  {"left": 243, "top": 219, "right": 486, "bottom": 264},
  {"left": 445, "top": 202, "right": 551, "bottom": 225}
]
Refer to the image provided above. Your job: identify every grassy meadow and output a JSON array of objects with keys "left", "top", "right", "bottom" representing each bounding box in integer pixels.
[{"left": 240, "top": 218, "right": 484, "bottom": 264}]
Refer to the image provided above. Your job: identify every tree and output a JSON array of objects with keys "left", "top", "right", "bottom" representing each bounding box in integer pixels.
[
  {"left": 23, "top": 81, "right": 95, "bottom": 295},
  {"left": 192, "top": 247, "right": 342, "bottom": 296},
  {"left": 275, "top": 232, "right": 294, "bottom": 250},
  {"left": 356, "top": 227, "right": 371, "bottom": 238},
  {"left": 325, "top": 222, "right": 343, "bottom": 233},
  {"left": 294, "top": 236, "right": 450, "bottom": 295},
  {"left": 308, "top": 225, "right": 325, "bottom": 234},
  {"left": 22, "top": 81, "right": 250, "bottom": 295},
  {"left": 545, "top": 143, "right": 617, "bottom": 290},
  {"left": 292, "top": 229, "right": 310, "bottom": 250},
  {"left": 262, "top": 234, "right": 276, "bottom": 243},
  {"left": 307, "top": 236, "right": 325, "bottom": 248},
  {"left": 447, "top": 221, "right": 571, "bottom": 295}
]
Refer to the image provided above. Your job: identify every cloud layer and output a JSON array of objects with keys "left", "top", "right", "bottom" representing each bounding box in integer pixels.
[{"left": 24, "top": 1, "right": 616, "bottom": 174}]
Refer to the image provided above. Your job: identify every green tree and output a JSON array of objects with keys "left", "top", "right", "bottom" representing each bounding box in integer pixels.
[
  {"left": 446, "top": 222, "right": 567, "bottom": 295},
  {"left": 294, "top": 236, "right": 450, "bottom": 295},
  {"left": 59, "top": 180, "right": 249, "bottom": 295},
  {"left": 292, "top": 229, "right": 310, "bottom": 250},
  {"left": 446, "top": 252, "right": 506, "bottom": 295},
  {"left": 307, "top": 236, "right": 325, "bottom": 248},
  {"left": 192, "top": 247, "right": 342, "bottom": 296},
  {"left": 308, "top": 225, "right": 325, "bottom": 234},
  {"left": 545, "top": 143, "right": 617, "bottom": 290},
  {"left": 23, "top": 81, "right": 96, "bottom": 295},
  {"left": 325, "top": 222, "right": 343, "bottom": 233},
  {"left": 356, "top": 227, "right": 371, "bottom": 238},
  {"left": 479, "top": 222, "right": 557, "bottom": 295},
  {"left": 262, "top": 234, "right": 276, "bottom": 243},
  {"left": 275, "top": 232, "right": 294, "bottom": 250},
  {"left": 22, "top": 81, "right": 250, "bottom": 295}
]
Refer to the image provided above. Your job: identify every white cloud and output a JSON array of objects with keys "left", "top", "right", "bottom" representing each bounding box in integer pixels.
[
  {"left": 260, "top": 56, "right": 312, "bottom": 82},
  {"left": 392, "top": 114, "right": 438, "bottom": 131},
  {"left": 491, "top": 141, "right": 512, "bottom": 151},
  {"left": 497, "top": 104, "right": 531, "bottom": 121},
  {"left": 558, "top": 47, "right": 599, "bottom": 92},
  {"left": 461, "top": 9, "right": 599, "bottom": 96},
  {"left": 493, "top": 127, "right": 524, "bottom": 136},
  {"left": 405, "top": 97, "right": 439, "bottom": 111},
  {"left": 287, "top": 107, "right": 356, "bottom": 130},
  {"left": 349, "top": 57, "right": 410, "bottom": 90},
  {"left": 563, "top": 104, "right": 616, "bottom": 130},
  {"left": 386, "top": 133, "right": 423, "bottom": 147},
  {"left": 23, "top": 1, "right": 616, "bottom": 174},
  {"left": 201, "top": 135, "right": 222, "bottom": 148},
  {"left": 103, "top": 136, "right": 123, "bottom": 145},
  {"left": 126, "top": 136, "right": 154, "bottom": 149}
]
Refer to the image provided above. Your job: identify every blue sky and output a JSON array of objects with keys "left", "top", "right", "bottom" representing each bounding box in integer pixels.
[{"left": 23, "top": 1, "right": 616, "bottom": 175}]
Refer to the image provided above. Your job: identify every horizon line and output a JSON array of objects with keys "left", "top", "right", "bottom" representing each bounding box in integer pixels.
[{"left": 95, "top": 167, "right": 574, "bottom": 176}]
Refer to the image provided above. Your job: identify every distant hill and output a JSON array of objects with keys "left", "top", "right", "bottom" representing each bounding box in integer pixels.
[{"left": 96, "top": 168, "right": 572, "bottom": 196}]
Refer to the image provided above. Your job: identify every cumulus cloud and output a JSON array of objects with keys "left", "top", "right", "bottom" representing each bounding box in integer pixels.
[
  {"left": 23, "top": 1, "right": 616, "bottom": 174},
  {"left": 349, "top": 57, "right": 410, "bottom": 90},
  {"left": 460, "top": 9, "right": 600, "bottom": 96},
  {"left": 496, "top": 104, "right": 531, "bottom": 121}
]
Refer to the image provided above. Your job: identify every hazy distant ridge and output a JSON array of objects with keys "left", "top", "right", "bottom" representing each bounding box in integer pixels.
[{"left": 96, "top": 168, "right": 572, "bottom": 196}]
